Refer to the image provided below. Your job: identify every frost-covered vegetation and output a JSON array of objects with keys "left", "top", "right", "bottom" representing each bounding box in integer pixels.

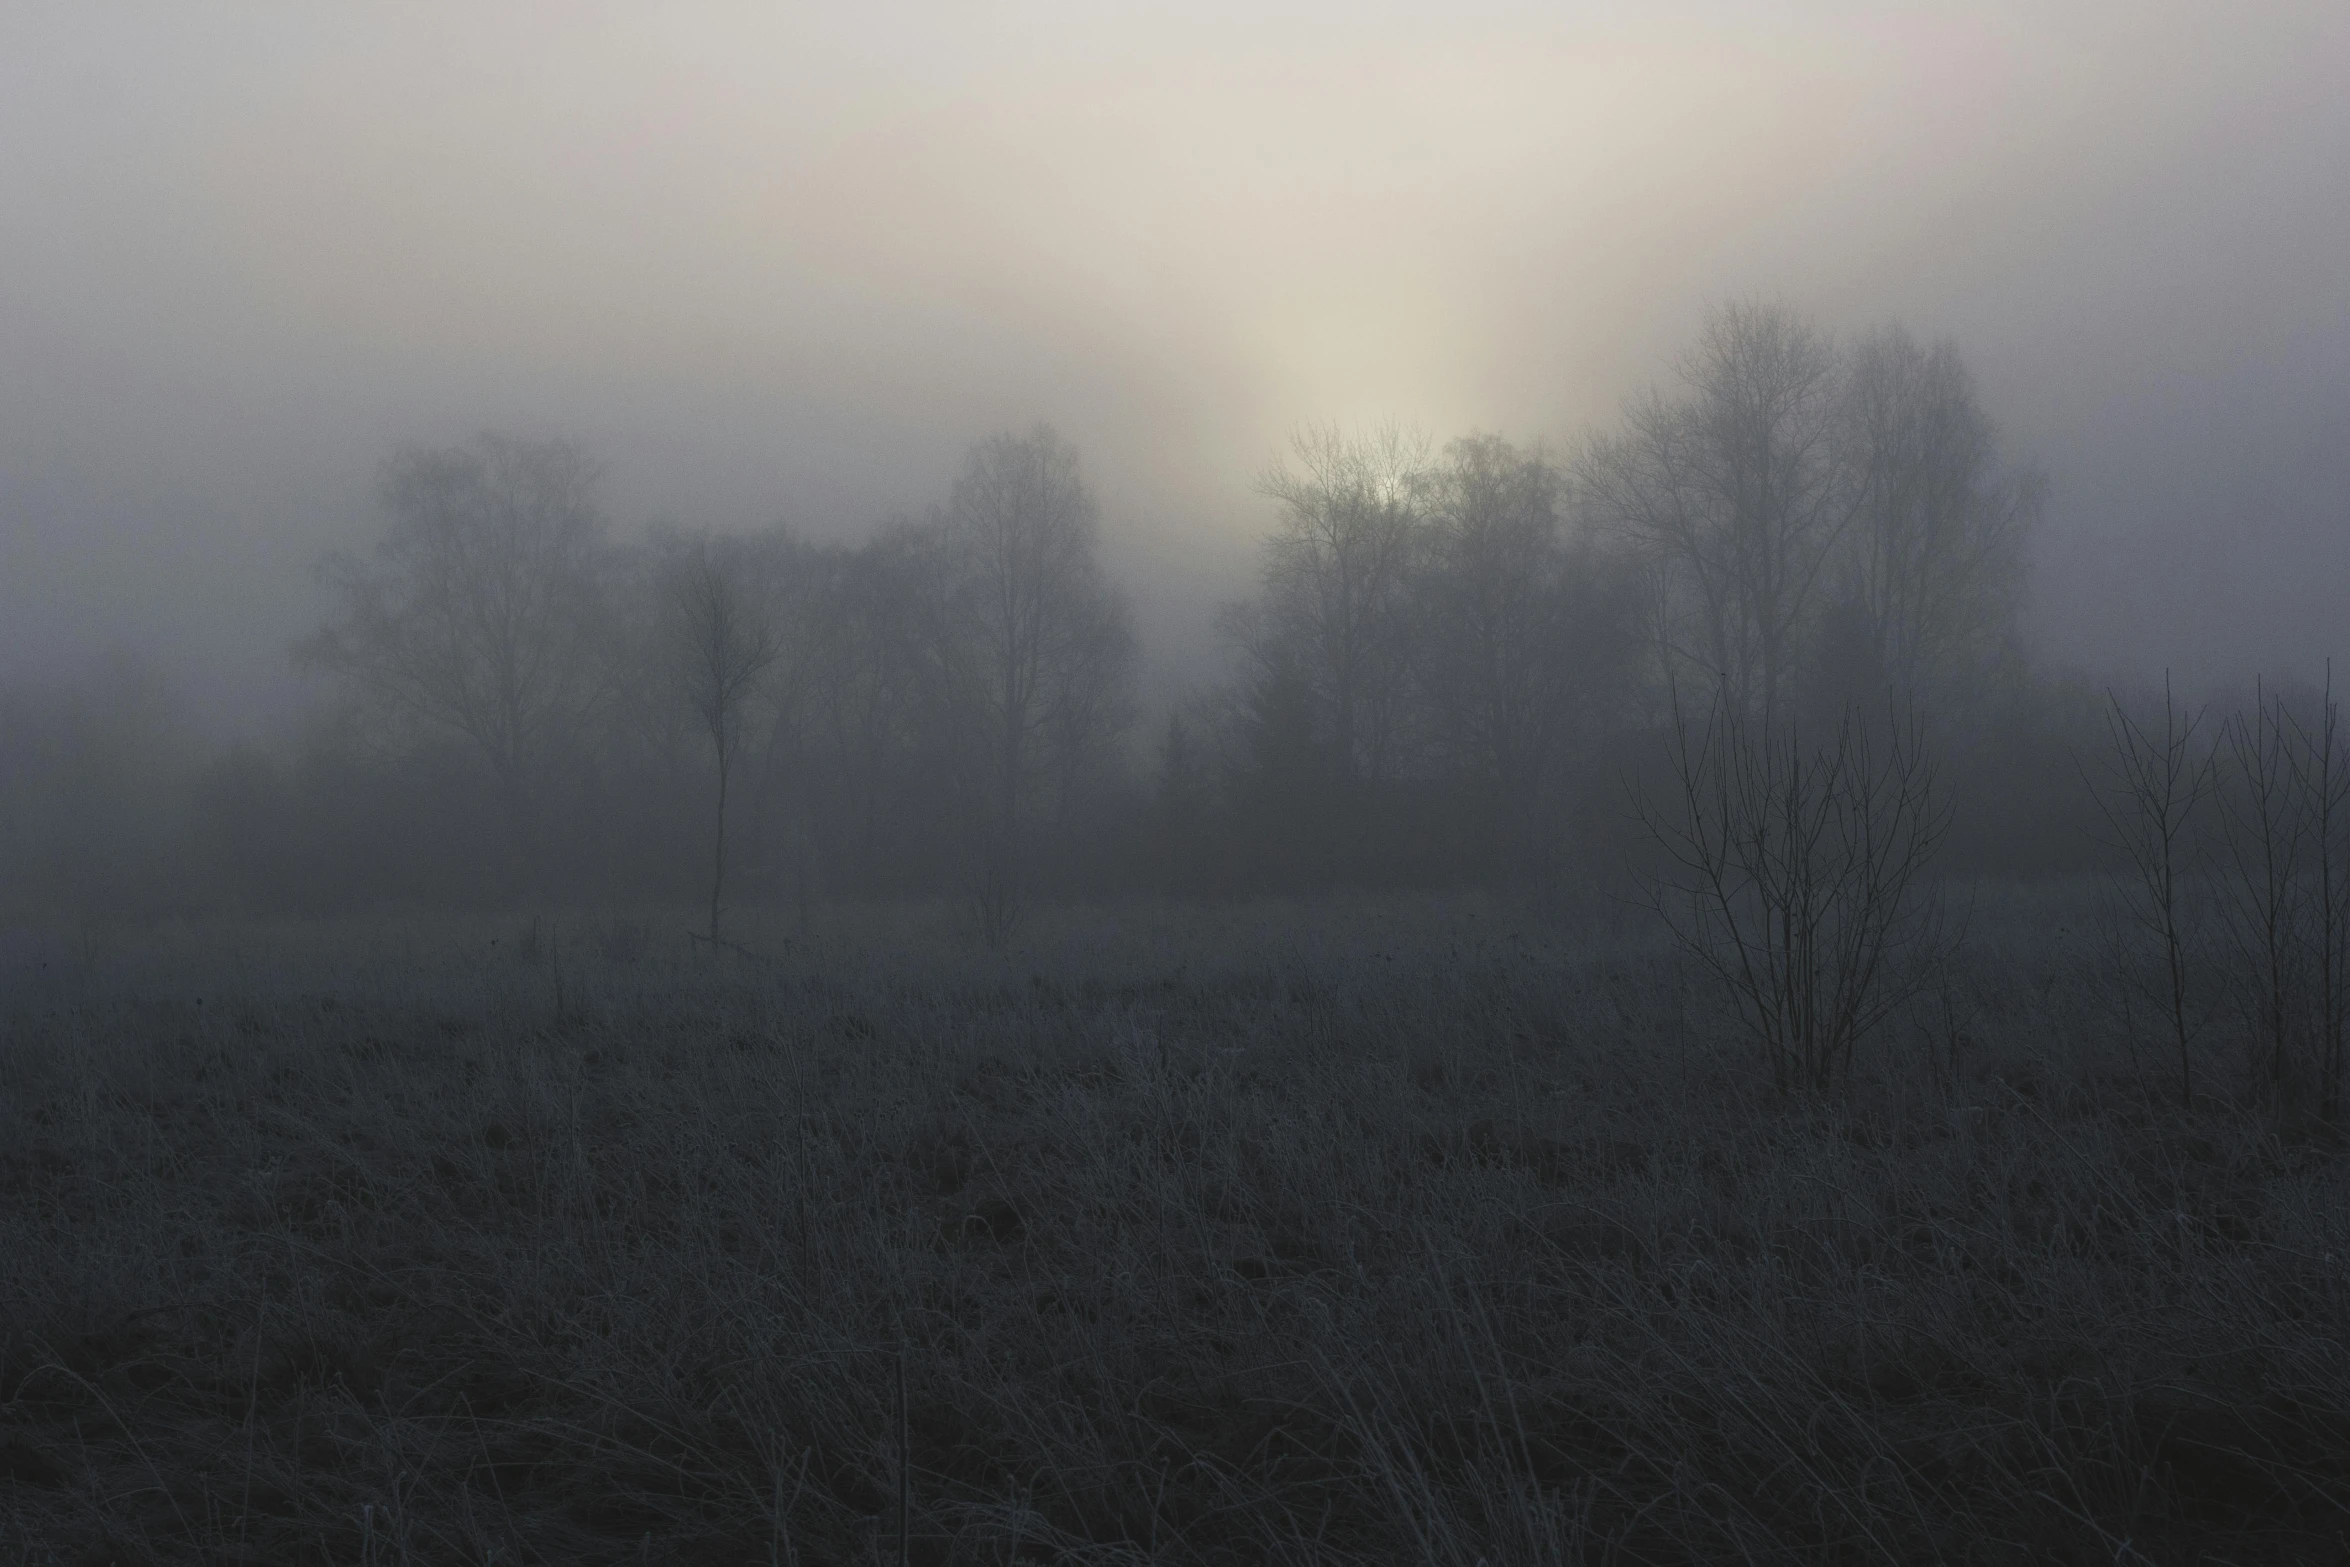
[{"left": 3, "top": 891, "right": 2344, "bottom": 1564}]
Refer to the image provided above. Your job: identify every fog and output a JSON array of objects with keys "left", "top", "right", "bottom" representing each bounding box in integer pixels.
[
  {"left": 3, "top": 3, "right": 2342, "bottom": 727},
  {"left": 14, "top": 17, "right": 2350, "bottom": 1550},
  {"left": 2, "top": 2, "right": 2347, "bottom": 924}
]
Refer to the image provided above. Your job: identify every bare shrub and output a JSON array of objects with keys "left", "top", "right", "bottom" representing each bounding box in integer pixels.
[{"left": 1639, "top": 688, "right": 1952, "bottom": 1094}]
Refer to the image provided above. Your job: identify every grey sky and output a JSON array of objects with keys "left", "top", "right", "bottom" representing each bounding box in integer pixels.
[{"left": 3, "top": 1, "right": 2345, "bottom": 728}]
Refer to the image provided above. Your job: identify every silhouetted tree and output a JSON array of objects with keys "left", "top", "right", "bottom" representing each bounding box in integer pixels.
[
  {"left": 1255, "top": 423, "right": 1430, "bottom": 789},
  {"left": 783, "top": 526, "right": 963, "bottom": 892},
  {"left": 1579, "top": 302, "right": 1849, "bottom": 722},
  {"left": 2090, "top": 677, "right": 2219, "bottom": 1111},
  {"left": 1835, "top": 324, "right": 2040, "bottom": 710},
  {"left": 937, "top": 427, "right": 1136, "bottom": 938},
  {"left": 1211, "top": 426, "right": 1657, "bottom": 886},
  {"left": 297, "top": 434, "right": 613, "bottom": 891},
  {"left": 656, "top": 526, "right": 790, "bottom": 944},
  {"left": 1411, "top": 435, "right": 1642, "bottom": 865},
  {"left": 1642, "top": 683, "right": 1952, "bottom": 1094}
]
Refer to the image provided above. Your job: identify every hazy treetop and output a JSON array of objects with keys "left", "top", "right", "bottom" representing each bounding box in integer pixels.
[{"left": 2, "top": 1, "right": 2345, "bottom": 724}]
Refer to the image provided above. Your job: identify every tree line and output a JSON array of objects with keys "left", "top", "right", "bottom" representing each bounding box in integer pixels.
[
  {"left": 1, "top": 301, "right": 2092, "bottom": 924},
  {"left": 1171, "top": 303, "right": 2045, "bottom": 891},
  {"left": 274, "top": 425, "right": 1137, "bottom": 930}
]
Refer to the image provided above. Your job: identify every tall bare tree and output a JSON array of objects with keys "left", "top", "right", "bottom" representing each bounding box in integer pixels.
[
  {"left": 656, "top": 527, "right": 789, "bottom": 944},
  {"left": 1579, "top": 302, "right": 1850, "bottom": 721},
  {"left": 297, "top": 434, "right": 612, "bottom": 889},
  {"left": 940, "top": 427, "right": 1136, "bottom": 938},
  {"left": 1838, "top": 325, "right": 2040, "bottom": 705},
  {"left": 1412, "top": 436, "right": 1563, "bottom": 851},
  {"left": 1414, "top": 434, "right": 1644, "bottom": 867},
  {"left": 781, "top": 527, "right": 953, "bottom": 889},
  {"left": 2090, "top": 677, "right": 2219, "bottom": 1111},
  {"left": 1254, "top": 423, "right": 1430, "bottom": 787}
]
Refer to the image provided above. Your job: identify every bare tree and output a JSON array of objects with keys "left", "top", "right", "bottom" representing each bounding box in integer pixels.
[
  {"left": 1412, "top": 435, "right": 1638, "bottom": 863},
  {"left": 1413, "top": 437, "right": 1563, "bottom": 801},
  {"left": 1837, "top": 325, "right": 2040, "bottom": 706},
  {"left": 779, "top": 529, "right": 943, "bottom": 892},
  {"left": 939, "top": 427, "right": 1136, "bottom": 940},
  {"left": 2088, "top": 677, "right": 2218, "bottom": 1110},
  {"left": 2217, "top": 681, "right": 2309, "bottom": 1093},
  {"left": 657, "top": 527, "right": 789, "bottom": 945},
  {"left": 1255, "top": 423, "right": 1430, "bottom": 787},
  {"left": 2282, "top": 667, "right": 2350, "bottom": 1120},
  {"left": 296, "top": 435, "right": 612, "bottom": 891},
  {"left": 2207, "top": 668, "right": 2350, "bottom": 1117},
  {"left": 1642, "top": 686, "right": 1952, "bottom": 1094},
  {"left": 1580, "top": 302, "right": 1850, "bottom": 722}
]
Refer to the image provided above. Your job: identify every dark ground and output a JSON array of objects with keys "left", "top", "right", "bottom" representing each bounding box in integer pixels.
[{"left": 2, "top": 893, "right": 2345, "bottom": 1564}]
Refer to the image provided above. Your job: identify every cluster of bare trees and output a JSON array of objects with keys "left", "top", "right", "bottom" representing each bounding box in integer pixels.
[
  {"left": 1, "top": 299, "right": 2059, "bottom": 928},
  {"left": 2094, "top": 672, "right": 2350, "bottom": 1115},
  {"left": 295, "top": 438, "right": 615, "bottom": 893},
  {"left": 27, "top": 302, "right": 2350, "bottom": 1123},
  {"left": 1190, "top": 425, "right": 1642, "bottom": 885},
  {"left": 1582, "top": 304, "right": 2035, "bottom": 1088},
  {"left": 1580, "top": 302, "right": 2040, "bottom": 724},
  {"left": 1177, "top": 301, "right": 2037, "bottom": 890},
  {"left": 935, "top": 432, "right": 1138, "bottom": 937},
  {"left": 295, "top": 428, "right": 1135, "bottom": 932},
  {"left": 1138, "top": 303, "right": 2032, "bottom": 1086}
]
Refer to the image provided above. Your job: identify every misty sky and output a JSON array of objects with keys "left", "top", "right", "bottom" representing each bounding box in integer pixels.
[{"left": 2, "top": 1, "right": 2346, "bottom": 729}]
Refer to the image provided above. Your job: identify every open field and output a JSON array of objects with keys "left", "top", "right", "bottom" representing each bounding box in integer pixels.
[{"left": 2, "top": 889, "right": 2346, "bottom": 1565}]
